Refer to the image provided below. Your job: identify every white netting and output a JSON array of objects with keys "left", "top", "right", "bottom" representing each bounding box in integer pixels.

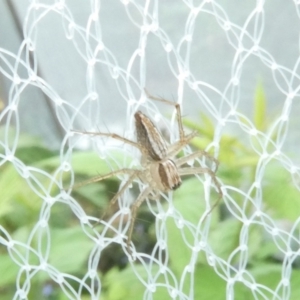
[{"left": 1, "top": 0, "right": 300, "bottom": 299}]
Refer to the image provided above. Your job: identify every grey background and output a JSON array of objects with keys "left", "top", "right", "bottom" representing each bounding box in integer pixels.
[{"left": 0, "top": 0, "right": 299, "bottom": 154}]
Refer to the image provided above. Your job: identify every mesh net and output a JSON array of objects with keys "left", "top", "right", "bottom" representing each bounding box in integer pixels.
[{"left": 1, "top": 1, "right": 300, "bottom": 299}]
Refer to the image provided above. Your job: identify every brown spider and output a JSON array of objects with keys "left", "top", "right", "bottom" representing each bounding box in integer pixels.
[{"left": 71, "top": 91, "right": 222, "bottom": 258}]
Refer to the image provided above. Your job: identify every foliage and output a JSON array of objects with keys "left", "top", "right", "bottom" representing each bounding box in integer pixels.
[{"left": 0, "top": 83, "right": 299, "bottom": 299}]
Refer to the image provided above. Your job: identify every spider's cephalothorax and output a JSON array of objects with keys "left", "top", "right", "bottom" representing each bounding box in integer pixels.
[
  {"left": 134, "top": 111, "right": 168, "bottom": 161},
  {"left": 135, "top": 111, "right": 182, "bottom": 192},
  {"left": 71, "top": 91, "right": 222, "bottom": 258}
]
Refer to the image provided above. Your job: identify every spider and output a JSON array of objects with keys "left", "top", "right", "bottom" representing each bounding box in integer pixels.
[{"left": 71, "top": 91, "right": 222, "bottom": 258}]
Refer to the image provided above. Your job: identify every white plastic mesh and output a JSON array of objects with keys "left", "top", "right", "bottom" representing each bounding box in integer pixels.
[{"left": 1, "top": 1, "right": 300, "bottom": 299}]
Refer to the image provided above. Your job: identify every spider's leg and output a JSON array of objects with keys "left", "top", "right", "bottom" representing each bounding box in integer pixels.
[
  {"left": 100, "top": 170, "right": 140, "bottom": 220},
  {"left": 175, "top": 150, "right": 219, "bottom": 172},
  {"left": 166, "top": 131, "right": 198, "bottom": 157},
  {"left": 126, "top": 186, "right": 151, "bottom": 257},
  {"left": 71, "top": 130, "right": 147, "bottom": 153},
  {"left": 68, "top": 168, "right": 137, "bottom": 190},
  {"left": 67, "top": 168, "right": 138, "bottom": 228},
  {"left": 144, "top": 89, "right": 185, "bottom": 140},
  {"left": 179, "top": 167, "right": 223, "bottom": 217}
]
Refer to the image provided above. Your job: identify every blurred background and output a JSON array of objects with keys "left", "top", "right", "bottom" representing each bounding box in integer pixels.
[
  {"left": 1, "top": 1, "right": 300, "bottom": 299},
  {"left": 1, "top": 1, "right": 300, "bottom": 153}
]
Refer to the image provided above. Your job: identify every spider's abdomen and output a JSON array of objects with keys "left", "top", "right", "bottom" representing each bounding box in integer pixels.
[{"left": 158, "top": 159, "right": 182, "bottom": 191}]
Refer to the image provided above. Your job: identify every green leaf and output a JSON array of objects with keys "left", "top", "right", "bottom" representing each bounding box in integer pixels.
[
  {"left": 166, "top": 177, "right": 219, "bottom": 275},
  {"left": 74, "top": 182, "right": 109, "bottom": 208},
  {"left": 263, "top": 162, "right": 300, "bottom": 221},
  {"left": 208, "top": 219, "right": 241, "bottom": 260},
  {"left": 0, "top": 164, "right": 42, "bottom": 221},
  {"left": 104, "top": 265, "right": 170, "bottom": 300},
  {"left": 250, "top": 263, "right": 300, "bottom": 300},
  {"left": 254, "top": 81, "right": 266, "bottom": 131},
  {"left": 49, "top": 226, "right": 94, "bottom": 274},
  {"left": 194, "top": 265, "right": 227, "bottom": 300},
  {"left": 208, "top": 219, "right": 264, "bottom": 265},
  {"left": 36, "top": 151, "right": 111, "bottom": 176},
  {"left": 15, "top": 146, "right": 56, "bottom": 165},
  {"left": 183, "top": 114, "right": 215, "bottom": 150},
  {"left": 0, "top": 164, "right": 18, "bottom": 217},
  {"left": 70, "top": 152, "right": 120, "bottom": 176},
  {"left": 0, "top": 254, "right": 19, "bottom": 286}
]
